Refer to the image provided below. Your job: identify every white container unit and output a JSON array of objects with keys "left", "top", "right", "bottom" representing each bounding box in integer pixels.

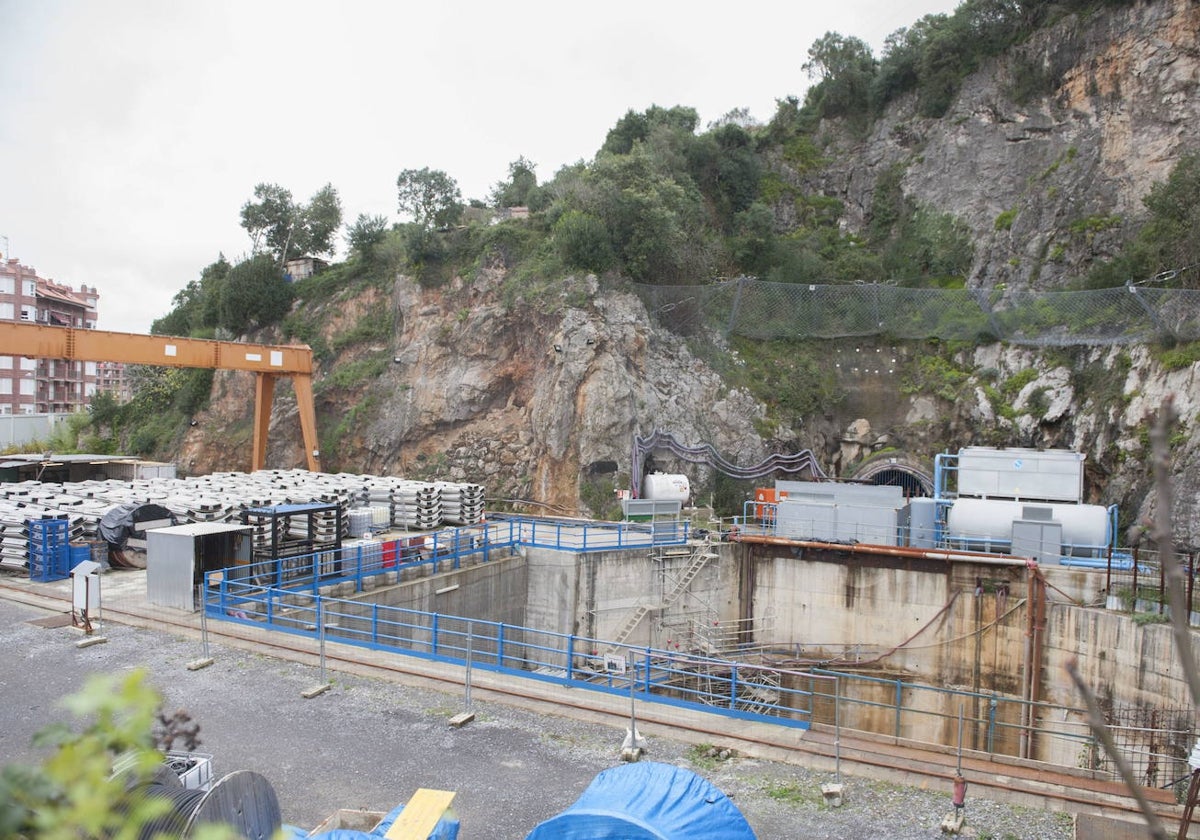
[
  {"left": 147, "top": 523, "right": 253, "bottom": 611},
  {"left": 956, "top": 447, "right": 1084, "bottom": 503}
]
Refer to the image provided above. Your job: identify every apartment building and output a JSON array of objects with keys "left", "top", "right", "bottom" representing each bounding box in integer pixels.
[{"left": 0, "top": 255, "right": 103, "bottom": 415}]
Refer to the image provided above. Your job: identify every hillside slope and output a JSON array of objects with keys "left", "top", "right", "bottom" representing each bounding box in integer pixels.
[{"left": 176, "top": 0, "right": 1200, "bottom": 543}]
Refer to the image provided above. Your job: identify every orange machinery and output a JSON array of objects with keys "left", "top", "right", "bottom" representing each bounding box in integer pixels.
[{"left": 0, "top": 322, "right": 320, "bottom": 472}]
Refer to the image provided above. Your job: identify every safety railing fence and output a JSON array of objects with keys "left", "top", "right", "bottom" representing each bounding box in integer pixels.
[
  {"left": 228, "top": 521, "right": 518, "bottom": 598},
  {"left": 1102, "top": 546, "right": 1200, "bottom": 622},
  {"left": 204, "top": 569, "right": 1196, "bottom": 795},
  {"left": 807, "top": 668, "right": 1199, "bottom": 800},
  {"left": 634, "top": 280, "right": 1200, "bottom": 347},
  {"left": 203, "top": 578, "right": 812, "bottom": 729},
  {"left": 505, "top": 516, "right": 690, "bottom": 550},
  {"left": 217, "top": 517, "right": 691, "bottom": 601}
]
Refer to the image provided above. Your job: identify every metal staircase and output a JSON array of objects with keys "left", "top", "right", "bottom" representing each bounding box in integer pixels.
[{"left": 604, "top": 540, "right": 718, "bottom": 654}]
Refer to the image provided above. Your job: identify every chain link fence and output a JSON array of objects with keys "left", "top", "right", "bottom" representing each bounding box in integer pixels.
[{"left": 634, "top": 279, "right": 1200, "bottom": 346}]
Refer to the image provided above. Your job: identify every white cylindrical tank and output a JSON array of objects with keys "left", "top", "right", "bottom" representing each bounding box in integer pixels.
[
  {"left": 641, "top": 473, "right": 691, "bottom": 502},
  {"left": 945, "top": 498, "right": 1109, "bottom": 552}
]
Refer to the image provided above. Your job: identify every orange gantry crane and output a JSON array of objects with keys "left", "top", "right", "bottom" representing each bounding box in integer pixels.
[{"left": 0, "top": 322, "right": 321, "bottom": 472}]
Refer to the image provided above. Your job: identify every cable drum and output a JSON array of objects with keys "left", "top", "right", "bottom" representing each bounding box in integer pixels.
[
  {"left": 185, "top": 770, "right": 282, "bottom": 840},
  {"left": 114, "top": 763, "right": 281, "bottom": 840},
  {"left": 135, "top": 783, "right": 205, "bottom": 840}
]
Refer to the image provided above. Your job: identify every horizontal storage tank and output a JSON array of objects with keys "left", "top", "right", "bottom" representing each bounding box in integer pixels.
[
  {"left": 641, "top": 473, "right": 690, "bottom": 502},
  {"left": 945, "top": 498, "right": 1109, "bottom": 554}
]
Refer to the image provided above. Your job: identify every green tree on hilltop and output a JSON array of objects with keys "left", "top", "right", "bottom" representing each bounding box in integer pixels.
[
  {"left": 396, "top": 167, "right": 463, "bottom": 230},
  {"left": 240, "top": 182, "right": 343, "bottom": 263}
]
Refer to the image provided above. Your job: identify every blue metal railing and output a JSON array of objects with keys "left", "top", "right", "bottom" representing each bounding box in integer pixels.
[
  {"left": 218, "top": 517, "right": 690, "bottom": 600},
  {"left": 203, "top": 576, "right": 811, "bottom": 730}
]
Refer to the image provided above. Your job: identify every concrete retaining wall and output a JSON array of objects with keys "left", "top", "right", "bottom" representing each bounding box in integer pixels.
[{"left": 746, "top": 544, "right": 1196, "bottom": 767}]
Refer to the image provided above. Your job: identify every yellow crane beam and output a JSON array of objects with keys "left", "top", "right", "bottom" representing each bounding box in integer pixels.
[{"left": 0, "top": 322, "right": 321, "bottom": 472}]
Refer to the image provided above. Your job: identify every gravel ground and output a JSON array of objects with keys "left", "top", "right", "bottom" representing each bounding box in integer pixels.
[{"left": 0, "top": 594, "right": 1077, "bottom": 839}]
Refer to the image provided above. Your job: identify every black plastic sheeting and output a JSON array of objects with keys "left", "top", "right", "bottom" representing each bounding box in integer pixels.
[{"left": 98, "top": 502, "right": 177, "bottom": 549}]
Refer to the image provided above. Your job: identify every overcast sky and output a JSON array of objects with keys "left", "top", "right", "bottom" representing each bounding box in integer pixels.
[{"left": 1, "top": 0, "right": 961, "bottom": 334}]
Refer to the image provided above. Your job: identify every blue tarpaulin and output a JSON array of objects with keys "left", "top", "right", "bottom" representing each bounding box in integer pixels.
[{"left": 525, "top": 762, "right": 756, "bottom": 839}]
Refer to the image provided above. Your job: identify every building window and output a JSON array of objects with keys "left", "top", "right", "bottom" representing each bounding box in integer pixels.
[
  {"left": 19, "top": 357, "right": 35, "bottom": 371},
  {"left": 0, "top": 356, "right": 10, "bottom": 369},
  {"left": 0, "top": 303, "right": 11, "bottom": 319},
  {"left": 0, "top": 277, "right": 13, "bottom": 294},
  {"left": 19, "top": 378, "right": 34, "bottom": 396},
  {"left": 0, "top": 379, "right": 11, "bottom": 395},
  {"left": 0, "top": 405, "right": 10, "bottom": 415},
  {"left": 20, "top": 405, "right": 34, "bottom": 415},
  {"left": 22, "top": 280, "right": 35, "bottom": 296},
  {"left": 20, "top": 305, "right": 35, "bottom": 320},
  {"left": 85, "top": 361, "right": 97, "bottom": 376}
]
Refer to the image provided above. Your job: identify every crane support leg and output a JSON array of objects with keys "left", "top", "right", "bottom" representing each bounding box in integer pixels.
[
  {"left": 292, "top": 373, "right": 321, "bottom": 472},
  {"left": 251, "top": 373, "right": 321, "bottom": 473},
  {"left": 252, "top": 373, "right": 276, "bottom": 473}
]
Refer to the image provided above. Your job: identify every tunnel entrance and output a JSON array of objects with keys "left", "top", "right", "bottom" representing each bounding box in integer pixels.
[{"left": 848, "top": 455, "right": 933, "bottom": 497}]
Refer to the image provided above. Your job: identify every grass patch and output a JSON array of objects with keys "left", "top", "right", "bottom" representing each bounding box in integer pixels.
[
  {"left": 1154, "top": 340, "right": 1200, "bottom": 371},
  {"left": 763, "top": 780, "right": 820, "bottom": 806},
  {"left": 320, "top": 355, "right": 390, "bottom": 391},
  {"left": 686, "top": 743, "right": 738, "bottom": 771}
]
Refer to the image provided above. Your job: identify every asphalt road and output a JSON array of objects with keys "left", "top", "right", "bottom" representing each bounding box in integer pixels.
[
  {"left": 0, "top": 596, "right": 787, "bottom": 837},
  {"left": 0, "top": 594, "right": 1077, "bottom": 839}
]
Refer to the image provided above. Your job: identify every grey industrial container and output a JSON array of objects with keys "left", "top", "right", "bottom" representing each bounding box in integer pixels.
[
  {"left": 956, "top": 447, "right": 1083, "bottom": 503},
  {"left": 776, "top": 482, "right": 905, "bottom": 506},
  {"left": 1011, "top": 519, "right": 1064, "bottom": 564},
  {"left": 146, "top": 523, "right": 252, "bottom": 611},
  {"left": 774, "top": 483, "right": 906, "bottom": 546},
  {"left": 901, "top": 498, "right": 938, "bottom": 549}
]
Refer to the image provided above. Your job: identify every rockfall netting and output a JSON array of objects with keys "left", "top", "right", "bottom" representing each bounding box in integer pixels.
[{"left": 634, "top": 279, "right": 1200, "bottom": 346}]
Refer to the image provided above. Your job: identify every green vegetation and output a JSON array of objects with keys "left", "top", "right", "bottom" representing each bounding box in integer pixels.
[
  {"left": 708, "top": 338, "right": 845, "bottom": 428},
  {"left": 764, "top": 780, "right": 821, "bottom": 806},
  {"left": 1154, "top": 341, "right": 1200, "bottom": 371},
  {"left": 983, "top": 384, "right": 1017, "bottom": 421},
  {"left": 1072, "top": 349, "right": 1131, "bottom": 410},
  {"left": 0, "top": 670, "right": 237, "bottom": 840},
  {"left": 1132, "top": 610, "right": 1169, "bottom": 626},
  {"left": 579, "top": 474, "right": 624, "bottom": 521},
  {"left": 330, "top": 310, "right": 395, "bottom": 354},
  {"left": 1001, "top": 367, "right": 1038, "bottom": 397},
  {"left": 240, "top": 182, "right": 342, "bottom": 263},
  {"left": 322, "top": 394, "right": 381, "bottom": 466},
  {"left": 320, "top": 355, "right": 390, "bottom": 392},
  {"left": 93, "top": 1, "right": 1188, "bottom": 468},
  {"left": 684, "top": 743, "right": 740, "bottom": 771},
  {"left": 797, "top": 1, "right": 1139, "bottom": 123},
  {"left": 1068, "top": 214, "right": 1122, "bottom": 236},
  {"left": 1084, "top": 153, "right": 1200, "bottom": 288},
  {"left": 900, "top": 350, "right": 972, "bottom": 402}
]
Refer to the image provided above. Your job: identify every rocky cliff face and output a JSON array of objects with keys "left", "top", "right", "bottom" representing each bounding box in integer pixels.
[
  {"left": 180, "top": 0, "right": 1200, "bottom": 545},
  {"left": 813, "top": 0, "right": 1200, "bottom": 292},
  {"left": 180, "top": 267, "right": 773, "bottom": 516}
]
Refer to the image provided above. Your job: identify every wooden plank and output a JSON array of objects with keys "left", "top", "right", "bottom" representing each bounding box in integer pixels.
[{"left": 384, "top": 789, "right": 456, "bottom": 839}]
